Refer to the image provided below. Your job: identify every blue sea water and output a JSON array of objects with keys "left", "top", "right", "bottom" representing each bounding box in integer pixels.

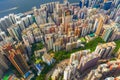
[{"left": 0, "top": 0, "right": 79, "bottom": 18}]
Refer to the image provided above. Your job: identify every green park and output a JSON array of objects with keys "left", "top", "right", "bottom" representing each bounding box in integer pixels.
[{"left": 33, "top": 37, "right": 120, "bottom": 80}]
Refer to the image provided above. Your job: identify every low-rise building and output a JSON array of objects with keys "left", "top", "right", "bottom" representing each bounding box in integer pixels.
[
  {"left": 42, "top": 53, "right": 55, "bottom": 65},
  {"left": 34, "top": 48, "right": 47, "bottom": 58}
]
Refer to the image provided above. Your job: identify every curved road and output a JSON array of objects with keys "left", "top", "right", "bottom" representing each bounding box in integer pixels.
[{"left": 46, "top": 59, "right": 69, "bottom": 80}]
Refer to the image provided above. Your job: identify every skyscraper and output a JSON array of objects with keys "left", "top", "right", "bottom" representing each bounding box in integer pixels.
[
  {"left": 16, "top": 21, "right": 26, "bottom": 31},
  {"left": 7, "top": 24, "right": 22, "bottom": 41},
  {"left": 103, "top": 1, "right": 112, "bottom": 10},
  {"left": 2, "top": 44, "right": 29, "bottom": 76},
  {"left": 14, "top": 42, "right": 28, "bottom": 56},
  {"left": 95, "top": 42, "right": 116, "bottom": 59},
  {"left": 117, "top": 48, "right": 120, "bottom": 59},
  {"left": 78, "top": 52, "right": 100, "bottom": 72},
  {"left": 8, "top": 14, "right": 19, "bottom": 24},
  {"left": 0, "top": 29, "right": 7, "bottom": 40},
  {"left": 95, "top": 16, "right": 104, "bottom": 36},
  {"left": 93, "top": 18, "right": 99, "bottom": 32},
  {"left": 45, "top": 34, "right": 53, "bottom": 50},
  {"left": 22, "top": 17, "right": 30, "bottom": 28},
  {"left": 26, "top": 15, "right": 34, "bottom": 25},
  {"left": 9, "top": 50, "right": 29, "bottom": 75},
  {"left": 0, "top": 52, "right": 9, "bottom": 78},
  {"left": 102, "top": 28, "right": 113, "bottom": 42}
]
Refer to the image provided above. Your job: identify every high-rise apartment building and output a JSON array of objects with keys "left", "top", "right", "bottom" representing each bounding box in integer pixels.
[
  {"left": 117, "top": 48, "right": 120, "bottom": 59},
  {"left": 0, "top": 52, "right": 9, "bottom": 78},
  {"left": 45, "top": 34, "right": 53, "bottom": 50},
  {"left": 7, "top": 24, "right": 22, "bottom": 41},
  {"left": 103, "top": 1, "right": 112, "bottom": 10},
  {"left": 102, "top": 28, "right": 113, "bottom": 42},
  {"left": 16, "top": 21, "right": 26, "bottom": 31},
  {"left": 95, "top": 42, "right": 116, "bottom": 59},
  {"left": 0, "top": 29, "right": 7, "bottom": 40},
  {"left": 53, "top": 42, "right": 61, "bottom": 52},
  {"left": 8, "top": 50, "right": 29, "bottom": 75},
  {"left": 2, "top": 44, "right": 29, "bottom": 75},
  {"left": 78, "top": 52, "right": 100, "bottom": 72},
  {"left": 101, "top": 22, "right": 120, "bottom": 42},
  {"left": 95, "top": 16, "right": 104, "bottom": 36}
]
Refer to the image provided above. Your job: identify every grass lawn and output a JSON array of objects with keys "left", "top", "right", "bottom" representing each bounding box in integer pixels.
[
  {"left": 85, "top": 37, "right": 105, "bottom": 52},
  {"left": 29, "top": 41, "right": 44, "bottom": 66},
  {"left": 114, "top": 40, "right": 120, "bottom": 53},
  {"left": 80, "top": 37, "right": 86, "bottom": 43},
  {"left": 32, "top": 41, "right": 44, "bottom": 52},
  {"left": 3, "top": 74, "right": 10, "bottom": 80},
  {"left": 31, "top": 41, "right": 44, "bottom": 61}
]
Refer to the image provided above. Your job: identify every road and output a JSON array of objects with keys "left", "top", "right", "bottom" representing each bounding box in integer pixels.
[{"left": 46, "top": 59, "right": 69, "bottom": 80}]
